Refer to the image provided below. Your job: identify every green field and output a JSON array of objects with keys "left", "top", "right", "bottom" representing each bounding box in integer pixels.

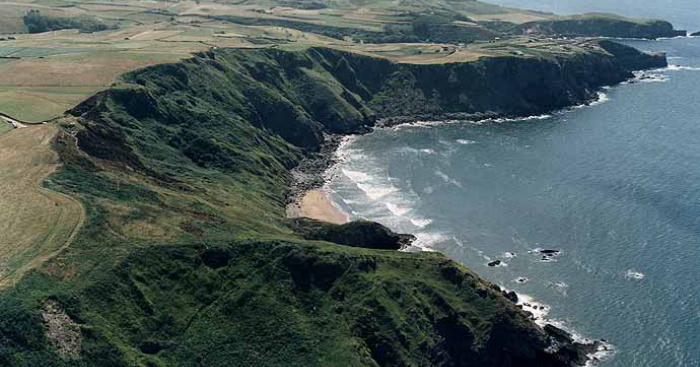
[
  {"left": 0, "top": 0, "right": 678, "bottom": 121},
  {"left": 0, "top": 122, "right": 12, "bottom": 135}
]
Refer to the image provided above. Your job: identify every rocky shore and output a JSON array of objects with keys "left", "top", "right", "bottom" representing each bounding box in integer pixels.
[{"left": 281, "top": 40, "right": 667, "bottom": 367}]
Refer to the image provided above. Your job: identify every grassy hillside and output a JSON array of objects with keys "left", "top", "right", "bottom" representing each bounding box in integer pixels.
[
  {"left": 1, "top": 239, "right": 570, "bottom": 367},
  {"left": 0, "top": 43, "right": 658, "bottom": 366},
  {"left": 513, "top": 13, "right": 687, "bottom": 39},
  {"left": 0, "top": 125, "right": 83, "bottom": 288}
]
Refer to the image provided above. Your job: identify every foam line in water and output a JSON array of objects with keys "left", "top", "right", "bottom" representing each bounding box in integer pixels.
[
  {"left": 388, "top": 114, "right": 553, "bottom": 131},
  {"left": 341, "top": 168, "right": 372, "bottom": 183},
  {"left": 629, "top": 71, "right": 670, "bottom": 83},
  {"left": 516, "top": 293, "right": 550, "bottom": 325},
  {"left": 572, "top": 91, "right": 610, "bottom": 109},
  {"left": 513, "top": 292, "right": 616, "bottom": 365},
  {"left": 410, "top": 218, "right": 433, "bottom": 228},
  {"left": 666, "top": 64, "right": 700, "bottom": 71},
  {"left": 624, "top": 269, "right": 645, "bottom": 280},
  {"left": 410, "top": 232, "right": 448, "bottom": 252},
  {"left": 456, "top": 139, "right": 476, "bottom": 145},
  {"left": 385, "top": 202, "right": 411, "bottom": 216},
  {"left": 435, "top": 169, "right": 464, "bottom": 188},
  {"left": 356, "top": 183, "right": 397, "bottom": 200}
]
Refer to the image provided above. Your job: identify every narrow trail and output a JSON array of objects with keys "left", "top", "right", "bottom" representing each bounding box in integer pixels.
[
  {"left": 0, "top": 124, "right": 85, "bottom": 288},
  {"left": 1, "top": 114, "right": 27, "bottom": 129},
  {"left": 1, "top": 111, "right": 53, "bottom": 127}
]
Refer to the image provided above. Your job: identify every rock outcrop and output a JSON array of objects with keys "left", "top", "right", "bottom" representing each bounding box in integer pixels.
[
  {"left": 290, "top": 217, "right": 415, "bottom": 250},
  {"left": 513, "top": 16, "right": 686, "bottom": 39}
]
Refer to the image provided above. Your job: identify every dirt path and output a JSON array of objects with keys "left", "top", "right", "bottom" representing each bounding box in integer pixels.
[
  {"left": 1, "top": 114, "right": 27, "bottom": 129},
  {"left": 0, "top": 125, "right": 85, "bottom": 288}
]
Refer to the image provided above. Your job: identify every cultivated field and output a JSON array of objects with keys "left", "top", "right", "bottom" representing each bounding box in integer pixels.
[
  {"left": 0, "top": 0, "right": 575, "bottom": 122},
  {"left": 0, "top": 124, "right": 84, "bottom": 288}
]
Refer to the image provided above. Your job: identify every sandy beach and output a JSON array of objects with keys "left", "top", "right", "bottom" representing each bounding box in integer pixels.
[{"left": 289, "top": 189, "right": 350, "bottom": 225}]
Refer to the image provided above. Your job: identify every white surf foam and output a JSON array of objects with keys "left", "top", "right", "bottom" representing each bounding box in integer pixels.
[
  {"left": 666, "top": 64, "right": 700, "bottom": 71},
  {"left": 456, "top": 139, "right": 476, "bottom": 145},
  {"left": 515, "top": 293, "right": 616, "bottom": 364},
  {"left": 342, "top": 168, "right": 372, "bottom": 183},
  {"left": 624, "top": 269, "right": 645, "bottom": 280},
  {"left": 410, "top": 232, "right": 448, "bottom": 252},
  {"left": 589, "top": 91, "right": 610, "bottom": 106},
  {"left": 631, "top": 71, "right": 670, "bottom": 83},
  {"left": 435, "top": 169, "right": 464, "bottom": 188},
  {"left": 356, "top": 183, "right": 398, "bottom": 200},
  {"left": 389, "top": 113, "right": 552, "bottom": 131},
  {"left": 491, "top": 114, "right": 552, "bottom": 123},
  {"left": 517, "top": 293, "right": 551, "bottom": 325},
  {"left": 410, "top": 218, "right": 433, "bottom": 228},
  {"left": 385, "top": 202, "right": 411, "bottom": 216}
]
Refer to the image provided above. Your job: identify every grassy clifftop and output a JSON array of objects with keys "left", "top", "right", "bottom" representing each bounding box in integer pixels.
[
  {"left": 2, "top": 240, "right": 571, "bottom": 367},
  {"left": 0, "top": 43, "right": 664, "bottom": 366},
  {"left": 512, "top": 14, "right": 687, "bottom": 39}
]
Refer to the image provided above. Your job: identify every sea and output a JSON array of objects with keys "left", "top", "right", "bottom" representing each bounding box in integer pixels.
[{"left": 326, "top": 4, "right": 700, "bottom": 367}]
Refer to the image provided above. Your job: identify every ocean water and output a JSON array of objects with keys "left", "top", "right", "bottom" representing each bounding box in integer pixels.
[{"left": 329, "top": 37, "right": 700, "bottom": 367}]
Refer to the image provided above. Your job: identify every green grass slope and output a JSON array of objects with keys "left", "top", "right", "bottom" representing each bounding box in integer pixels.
[
  {"left": 0, "top": 43, "right": 664, "bottom": 366},
  {"left": 1, "top": 239, "right": 573, "bottom": 367},
  {"left": 512, "top": 14, "right": 687, "bottom": 39}
]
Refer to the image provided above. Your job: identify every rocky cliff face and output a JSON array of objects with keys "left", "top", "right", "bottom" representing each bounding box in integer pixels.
[
  {"left": 598, "top": 40, "right": 668, "bottom": 71},
  {"left": 35, "top": 41, "right": 665, "bottom": 367},
  {"left": 313, "top": 41, "right": 666, "bottom": 119},
  {"left": 513, "top": 18, "right": 686, "bottom": 39},
  {"left": 83, "top": 40, "right": 663, "bottom": 155}
]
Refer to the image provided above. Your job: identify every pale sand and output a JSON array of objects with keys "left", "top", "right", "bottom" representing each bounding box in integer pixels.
[{"left": 292, "top": 189, "right": 350, "bottom": 225}]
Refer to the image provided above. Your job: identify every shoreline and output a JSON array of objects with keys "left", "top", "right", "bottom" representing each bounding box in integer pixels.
[
  {"left": 283, "top": 88, "right": 628, "bottom": 364},
  {"left": 286, "top": 188, "right": 350, "bottom": 225},
  {"left": 285, "top": 133, "right": 354, "bottom": 225},
  {"left": 285, "top": 91, "right": 615, "bottom": 225}
]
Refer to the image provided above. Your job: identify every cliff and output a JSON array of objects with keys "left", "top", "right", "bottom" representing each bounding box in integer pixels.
[
  {"left": 73, "top": 40, "right": 664, "bottom": 156},
  {"left": 0, "top": 41, "right": 664, "bottom": 367},
  {"left": 513, "top": 15, "right": 686, "bottom": 39}
]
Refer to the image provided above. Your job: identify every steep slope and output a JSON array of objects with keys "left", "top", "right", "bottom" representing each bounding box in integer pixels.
[
  {"left": 0, "top": 240, "right": 591, "bottom": 367},
  {"left": 513, "top": 14, "right": 687, "bottom": 39},
  {"left": 0, "top": 42, "right": 665, "bottom": 367},
  {"left": 0, "top": 125, "right": 84, "bottom": 288},
  {"left": 75, "top": 41, "right": 662, "bottom": 152}
]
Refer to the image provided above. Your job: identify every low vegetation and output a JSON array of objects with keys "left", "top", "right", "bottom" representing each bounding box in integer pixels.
[
  {"left": 23, "top": 10, "right": 111, "bottom": 34},
  {"left": 0, "top": 125, "right": 83, "bottom": 288},
  {"left": 0, "top": 1, "right": 676, "bottom": 366},
  {"left": 0, "top": 0, "right": 683, "bottom": 122},
  {"left": 291, "top": 218, "right": 414, "bottom": 250},
  {"left": 513, "top": 14, "right": 686, "bottom": 39}
]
